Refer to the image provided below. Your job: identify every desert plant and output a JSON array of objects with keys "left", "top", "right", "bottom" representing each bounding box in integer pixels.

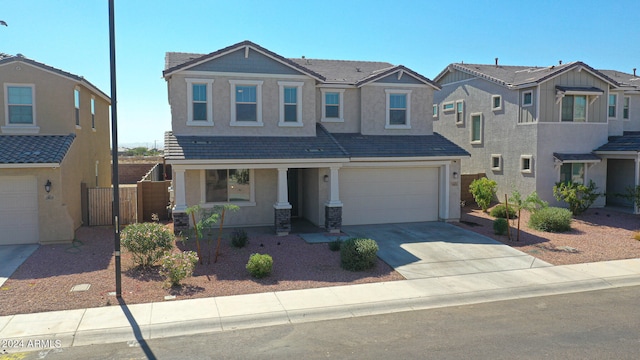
[
  {"left": 328, "top": 238, "right": 342, "bottom": 251},
  {"left": 186, "top": 204, "right": 239, "bottom": 264},
  {"left": 528, "top": 207, "right": 573, "bottom": 233},
  {"left": 160, "top": 251, "right": 198, "bottom": 287},
  {"left": 490, "top": 204, "right": 517, "bottom": 219},
  {"left": 493, "top": 218, "right": 509, "bottom": 235},
  {"left": 553, "top": 180, "right": 602, "bottom": 215},
  {"left": 246, "top": 253, "right": 273, "bottom": 278},
  {"left": 230, "top": 228, "right": 248, "bottom": 248},
  {"left": 121, "top": 222, "right": 174, "bottom": 267},
  {"left": 634, "top": 232, "right": 640, "bottom": 241},
  {"left": 340, "top": 237, "right": 379, "bottom": 271},
  {"left": 469, "top": 177, "right": 497, "bottom": 212},
  {"left": 616, "top": 185, "right": 640, "bottom": 210}
]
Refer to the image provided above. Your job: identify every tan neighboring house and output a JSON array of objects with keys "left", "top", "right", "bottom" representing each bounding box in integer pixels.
[
  {"left": 0, "top": 54, "right": 111, "bottom": 245},
  {"left": 163, "top": 41, "right": 468, "bottom": 235}
]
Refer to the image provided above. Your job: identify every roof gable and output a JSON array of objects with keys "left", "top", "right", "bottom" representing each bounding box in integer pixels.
[{"left": 357, "top": 65, "right": 440, "bottom": 89}]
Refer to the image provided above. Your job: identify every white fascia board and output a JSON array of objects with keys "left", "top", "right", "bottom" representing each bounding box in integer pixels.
[
  {"left": 0, "top": 163, "right": 60, "bottom": 169},
  {"left": 166, "top": 158, "right": 349, "bottom": 168},
  {"left": 346, "top": 156, "right": 468, "bottom": 163},
  {"left": 365, "top": 82, "right": 432, "bottom": 88},
  {"left": 177, "top": 70, "right": 310, "bottom": 80},
  {"left": 593, "top": 151, "right": 639, "bottom": 157},
  {"left": 316, "top": 83, "right": 356, "bottom": 89}
]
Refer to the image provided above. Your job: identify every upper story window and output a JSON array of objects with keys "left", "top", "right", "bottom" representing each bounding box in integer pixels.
[
  {"left": 74, "top": 87, "right": 81, "bottom": 127},
  {"left": 278, "top": 81, "right": 303, "bottom": 127},
  {"left": 5, "top": 84, "right": 35, "bottom": 125},
  {"left": 491, "top": 154, "right": 502, "bottom": 172},
  {"left": 561, "top": 95, "right": 586, "bottom": 122},
  {"left": 521, "top": 155, "right": 533, "bottom": 173},
  {"left": 623, "top": 96, "right": 630, "bottom": 120},
  {"left": 205, "top": 169, "right": 254, "bottom": 204},
  {"left": 91, "top": 96, "right": 96, "bottom": 130},
  {"left": 608, "top": 94, "right": 617, "bottom": 118},
  {"left": 470, "top": 113, "right": 483, "bottom": 144},
  {"left": 433, "top": 104, "right": 438, "bottom": 118},
  {"left": 522, "top": 90, "right": 533, "bottom": 107},
  {"left": 321, "top": 89, "right": 345, "bottom": 122},
  {"left": 230, "top": 80, "right": 263, "bottom": 126},
  {"left": 442, "top": 101, "right": 454, "bottom": 112},
  {"left": 455, "top": 100, "right": 464, "bottom": 124},
  {"left": 491, "top": 95, "right": 502, "bottom": 111},
  {"left": 186, "top": 78, "right": 214, "bottom": 126},
  {"left": 385, "top": 89, "right": 411, "bottom": 129},
  {"left": 560, "top": 163, "right": 584, "bottom": 185}
]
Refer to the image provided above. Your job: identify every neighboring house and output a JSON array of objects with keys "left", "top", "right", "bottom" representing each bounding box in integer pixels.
[
  {"left": 432, "top": 60, "right": 637, "bottom": 211},
  {"left": 0, "top": 54, "right": 111, "bottom": 245},
  {"left": 163, "top": 41, "right": 468, "bottom": 235}
]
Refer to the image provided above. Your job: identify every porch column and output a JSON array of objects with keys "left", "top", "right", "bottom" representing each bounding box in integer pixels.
[
  {"left": 273, "top": 167, "right": 292, "bottom": 235},
  {"left": 636, "top": 154, "right": 640, "bottom": 214},
  {"left": 172, "top": 168, "right": 189, "bottom": 235},
  {"left": 324, "top": 166, "right": 343, "bottom": 233}
]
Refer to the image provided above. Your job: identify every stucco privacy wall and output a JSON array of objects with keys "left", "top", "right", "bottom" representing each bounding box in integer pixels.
[{"left": 536, "top": 123, "right": 609, "bottom": 206}]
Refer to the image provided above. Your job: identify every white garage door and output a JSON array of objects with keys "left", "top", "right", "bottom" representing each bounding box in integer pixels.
[
  {"left": 0, "top": 176, "right": 39, "bottom": 245},
  {"left": 340, "top": 167, "right": 439, "bottom": 226}
]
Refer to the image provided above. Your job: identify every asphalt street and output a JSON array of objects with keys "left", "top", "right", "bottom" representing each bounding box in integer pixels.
[{"left": 11, "top": 285, "right": 640, "bottom": 360}]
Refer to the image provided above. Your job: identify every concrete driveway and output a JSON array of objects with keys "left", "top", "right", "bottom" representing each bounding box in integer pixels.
[
  {"left": 342, "top": 222, "right": 552, "bottom": 279},
  {"left": 0, "top": 244, "right": 38, "bottom": 287}
]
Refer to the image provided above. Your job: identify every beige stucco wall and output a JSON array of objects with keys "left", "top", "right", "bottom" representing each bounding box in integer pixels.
[
  {"left": 360, "top": 85, "right": 434, "bottom": 135},
  {"left": 167, "top": 73, "right": 317, "bottom": 137},
  {"left": 1, "top": 60, "right": 112, "bottom": 243}
]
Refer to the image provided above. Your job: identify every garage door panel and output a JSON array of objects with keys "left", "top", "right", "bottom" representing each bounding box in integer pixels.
[
  {"left": 0, "top": 176, "right": 39, "bottom": 245},
  {"left": 340, "top": 167, "right": 439, "bottom": 226}
]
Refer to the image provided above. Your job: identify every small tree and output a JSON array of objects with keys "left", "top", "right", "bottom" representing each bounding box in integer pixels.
[
  {"left": 616, "top": 185, "right": 640, "bottom": 211},
  {"left": 469, "top": 177, "right": 497, "bottom": 212},
  {"left": 510, "top": 190, "right": 548, "bottom": 241},
  {"left": 553, "top": 180, "right": 602, "bottom": 215},
  {"left": 185, "top": 204, "right": 239, "bottom": 264}
]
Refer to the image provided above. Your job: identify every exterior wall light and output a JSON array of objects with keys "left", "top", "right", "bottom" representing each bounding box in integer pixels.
[
  {"left": 453, "top": 172, "right": 458, "bottom": 179},
  {"left": 323, "top": 174, "right": 329, "bottom": 182},
  {"left": 45, "top": 179, "right": 52, "bottom": 193}
]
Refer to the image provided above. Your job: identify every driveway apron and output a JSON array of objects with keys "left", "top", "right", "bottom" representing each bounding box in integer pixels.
[
  {"left": 0, "top": 244, "right": 38, "bottom": 287},
  {"left": 342, "top": 222, "right": 551, "bottom": 279}
]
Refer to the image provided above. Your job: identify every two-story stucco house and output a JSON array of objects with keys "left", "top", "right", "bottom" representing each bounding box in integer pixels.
[
  {"left": 163, "top": 41, "right": 468, "bottom": 235},
  {"left": 433, "top": 60, "right": 629, "bottom": 210},
  {"left": 0, "top": 54, "right": 112, "bottom": 245}
]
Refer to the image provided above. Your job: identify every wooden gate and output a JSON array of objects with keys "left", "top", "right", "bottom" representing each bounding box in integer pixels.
[{"left": 87, "top": 186, "right": 138, "bottom": 226}]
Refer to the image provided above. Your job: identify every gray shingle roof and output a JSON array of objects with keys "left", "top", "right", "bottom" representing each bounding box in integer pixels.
[
  {"left": 553, "top": 153, "right": 601, "bottom": 162},
  {"left": 0, "top": 134, "right": 75, "bottom": 164},
  {"left": 435, "top": 61, "right": 618, "bottom": 89},
  {"left": 595, "top": 132, "right": 640, "bottom": 152},
  {"left": 330, "top": 132, "right": 469, "bottom": 158},
  {"left": 165, "top": 126, "right": 468, "bottom": 162},
  {"left": 164, "top": 124, "right": 348, "bottom": 161},
  {"left": 598, "top": 69, "right": 640, "bottom": 89},
  {"left": 288, "top": 58, "right": 393, "bottom": 84}
]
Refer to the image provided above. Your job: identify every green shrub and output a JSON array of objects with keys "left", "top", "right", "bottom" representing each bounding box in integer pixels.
[
  {"left": 469, "top": 177, "right": 497, "bottom": 212},
  {"left": 493, "top": 218, "right": 509, "bottom": 235},
  {"left": 634, "top": 232, "right": 640, "bottom": 241},
  {"left": 490, "top": 204, "right": 517, "bottom": 219},
  {"left": 160, "top": 251, "right": 198, "bottom": 287},
  {"left": 553, "top": 180, "right": 602, "bottom": 215},
  {"left": 246, "top": 253, "right": 273, "bottom": 278},
  {"left": 340, "top": 238, "right": 379, "bottom": 271},
  {"left": 230, "top": 229, "right": 248, "bottom": 248},
  {"left": 121, "top": 222, "right": 174, "bottom": 267},
  {"left": 528, "top": 207, "right": 573, "bottom": 233},
  {"left": 328, "top": 238, "right": 342, "bottom": 251}
]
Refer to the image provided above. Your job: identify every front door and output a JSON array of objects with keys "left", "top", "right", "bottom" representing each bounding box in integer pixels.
[{"left": 288, "top": 168, "right": 299, "bottom": 217}]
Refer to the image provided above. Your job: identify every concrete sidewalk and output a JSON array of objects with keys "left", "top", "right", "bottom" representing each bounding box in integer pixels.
[{"left": 2, "top": 258, "right": 640, "bottom": 353}]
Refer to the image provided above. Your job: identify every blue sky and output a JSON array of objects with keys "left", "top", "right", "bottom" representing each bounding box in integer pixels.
[{"left": 2, "top": 0, "right": 638, "bottom": 147}]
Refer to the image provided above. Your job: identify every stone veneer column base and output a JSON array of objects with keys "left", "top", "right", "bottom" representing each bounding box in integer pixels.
[
  {"left": 173, "top": 212, "right": 189, "bottom": 236},
  {"left": 274, "top": 208, "right": 291, "bottom": 236},
  {"left": 325, "top": 206, "right": 342, "bottom": 233}
]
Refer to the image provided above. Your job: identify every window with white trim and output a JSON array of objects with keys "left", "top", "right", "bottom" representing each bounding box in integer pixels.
[
  {"left": 623, "top": 96, "right": 630, "bottom": 120},
  {"left": 470, "top": 113, "right": 482, "bottom": 144},
  {"left": 433, "top": 104, "right": 438, "bottom": 118},
  {"left": 186, "top": 78, "right": 214, "bottom": 126},
  {"left": 5, "top": 84, "right": 35, "bottom": 125},
  {"left": 491, "top": 95, "right": 502, "bottom": 111},
  {"left": 442, "top": 101, "right": 454, "bottom": 112},
  {"left": 608, "top": 94, "right": 617, "bottom": 118},
  {"left": 278, "top": 81, "right": 303, "bottom": 126},
  {"left": 491, "top": 154, "right": 502, "bottom": 171},
  {"left": 385, "top": 89, "right": 411, "bottom": 128},
  {"left": 321, "top": 89, "right": 344, "bottom": 122},
  {"left": 521, "top": 155, "right": 533, "bottom": 173},
  {"left": 522, "top": 90, "right": 533, "bottom": 107},
  {"left": 74, "top": 87, "right": 80, "bottom": 127},
  {"left": 91, "top": 96, "right": 95, "bottom": 130},
  {"left": 560, "top": 163, "right": 585, "bottom": 185},
  {"left": 205, "top": 169, "right": 253, "bottom": 203},
  {"left": 561, "top": 95, "right": 586, "bottom": 122},
  {"left": 230, "top": 80, "right": 263, "bottom": 126},
  {"left": 455, "top": 100, "right": 464, "bottom": 124}
]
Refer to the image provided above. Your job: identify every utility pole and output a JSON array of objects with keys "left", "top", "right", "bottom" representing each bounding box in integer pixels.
[{"left": 108, "top": 0, "right": 122, "bottom": 298}]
